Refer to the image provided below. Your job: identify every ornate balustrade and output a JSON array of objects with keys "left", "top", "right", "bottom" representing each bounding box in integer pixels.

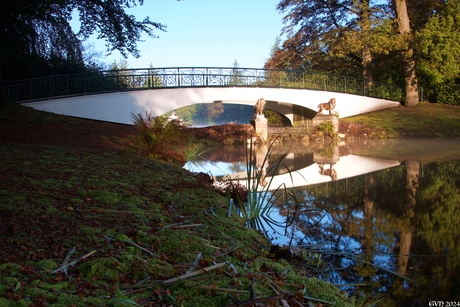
[
  {"left": 1, "top": 67, "right": 404, "bottom": 102},
  {"left": 307, "top": 166, "right": 405, "bottom": 197}
]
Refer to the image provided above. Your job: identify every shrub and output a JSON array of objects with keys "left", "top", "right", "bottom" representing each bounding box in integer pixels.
[
  {"left": 131, "top": 112, "right": 189, "bottom": 164},
  {"left": 315, "top": 121, "right": 338, "bottom": 138}
]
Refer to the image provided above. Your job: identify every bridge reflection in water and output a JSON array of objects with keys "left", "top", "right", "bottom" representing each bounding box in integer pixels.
[
  {"left": 187, "top": 139, "right": 460, "bottom": 304},
  {"left": 189, "top": 144, "right": 401, "bottom": 196}
]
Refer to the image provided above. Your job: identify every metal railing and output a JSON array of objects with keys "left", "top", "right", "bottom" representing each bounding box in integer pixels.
[
  {"left": 1, "top": 67, "right": 404, "bottom": 102},
  {"left": 307, "top": 165, "right": 405, "bottom": 197}
]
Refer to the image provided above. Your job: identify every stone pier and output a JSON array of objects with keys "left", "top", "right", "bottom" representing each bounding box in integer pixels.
[
  {"left": 312, "top": 115, "right": 339, "bottom": 133},
  {"left": 250, "top": 115, "right": 268, "bottom": 141}
]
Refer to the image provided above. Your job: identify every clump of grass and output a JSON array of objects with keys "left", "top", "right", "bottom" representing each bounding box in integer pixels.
[
  {"left": 226, "top": 137, "right": 306, "bottom": 236},
  {"left": 183, "top": 138, "right": 207, "bottom": 162},
  {"left": 131, "top": 112, "right": 207, "bottom": 164},
  {"left": 315, "top": 121, "right": 338, "bottom": 138}
]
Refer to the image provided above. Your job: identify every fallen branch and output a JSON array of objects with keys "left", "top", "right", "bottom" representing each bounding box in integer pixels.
[
  {"left": 51, "top": 249, "right": 96, "bottom": 275},
  {"left": 220, "top": 293, "right": 286, "bottom": 307},
  {"left": 124, "top": 262, "right": 227, "bottom": 289},
  {"left": 195, "top": 286, "right": 255, "bottom": 294},
  {"left": 158, "top": 262, "right": 226, "bottom": 285},
  {"left": 123, "top": 240, "right": 156, "bottom": 257}
]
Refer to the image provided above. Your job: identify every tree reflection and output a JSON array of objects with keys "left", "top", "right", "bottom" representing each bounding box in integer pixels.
[{"left": 273, "top": 159, "right": 460, "bottom": 305}]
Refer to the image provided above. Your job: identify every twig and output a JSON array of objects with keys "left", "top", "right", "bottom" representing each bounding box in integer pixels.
[
  {"left": 227, "top": 294, "right": 243, "bottom": 306},
  {"left": 186, "top": 252, "right": 202, "bottom": 274},
  {"left": 124, "top": 262, "right": 227, "bottom": 289},
  {"left": 85, "top": 207, "right": 160, "bottom": 215},
  {"left": 303, "top": 295, "right": 335, "bottom": 305},
  {"left": 268, "top": 284, "right": 293, "bottom": 307},
  {"left": 123, "top": 240, "right": 156, "bottom": 257},
  {"left": 196, "top": 286, "right": 254, "bottom": 294},
  {"left": 158, "top": 262, "right": 226, "bottom": 285},
  {"left": 55, "top": 246, "right": 75, "bottom": 276},
  {"left": 200, "top": 242, "right": 221, "bottom": 249},
  {"left": 250, "top": 278, "right": 255, "bottom": 299},
  {"left": 218, "top": 245, "right": 242, "bottom": 258},
  {"left": 209, "top": 206, "right": 217, "bottom": 217},
  {"left": 220, "top": 293, "right": 286, "bottom": 307},
  {"left": 162, "top": 221, "right": 203, "bottom": 229},
  {"left": 51, "top": 249, "right": 96, "bottom": 274}
]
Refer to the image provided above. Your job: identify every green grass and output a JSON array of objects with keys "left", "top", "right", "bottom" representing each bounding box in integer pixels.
[{"left": 342, "top": 103, "right": 460, "bottom": 138}]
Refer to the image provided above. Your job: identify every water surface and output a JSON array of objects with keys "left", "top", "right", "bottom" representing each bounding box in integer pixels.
[{"left": 186, "top": 139, "right": 460, "bottom": 305}]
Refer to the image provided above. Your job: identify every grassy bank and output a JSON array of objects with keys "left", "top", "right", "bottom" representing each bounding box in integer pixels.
[
  {"left": 340, "top": 102, "right": 460, "bottom": 138},
  {"left": 0, "top": 103, "right": 359, "bottom": 306}
]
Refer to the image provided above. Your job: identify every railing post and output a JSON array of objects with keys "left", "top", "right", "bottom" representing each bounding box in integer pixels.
[
  {"left": 363, "top": 79, "right": 366, "bottom": 96},
  {"left": 82, "top": 73, "right": 86, "bottom": 94},
  {"left": 29, "top": 79, "right": 33, "bottom": 100},
  {"left": 116, "top": 70, "right": 119, "bottom": 90}
]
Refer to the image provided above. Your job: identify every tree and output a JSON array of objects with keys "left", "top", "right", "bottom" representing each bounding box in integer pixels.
[
  {"left": 144, "top": 64, "right": 163, "bottom": 88},
  {"left": 415, "top": 0, "right": 460, "bottom": 104},
  {"left": 0, "top": 0, "right": 167, "bottom": 80},
  {"left": 270, "top": 0, "right": 389, "bottom": 84},
  {"left": 229, "top": 60, "right": 245, "bottom": 86},
  {"left": 205, "top": 102, "right": 225, "bottom": 122},
  {"left": 107, "top": 58, "right": 136, "bottom": 88},
  {"left": 393, "top": 0, "right": 419, "bottom": 106}
]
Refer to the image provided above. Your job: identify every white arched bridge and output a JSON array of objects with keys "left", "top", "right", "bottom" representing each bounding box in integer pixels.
[{"left": 2, "top": 67, "right": 402, "bottom": 125}]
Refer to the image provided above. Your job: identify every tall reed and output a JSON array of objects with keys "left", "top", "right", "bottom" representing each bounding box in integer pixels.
[{"left": 237, "top": 137, "right": 305, "bottom": 234}]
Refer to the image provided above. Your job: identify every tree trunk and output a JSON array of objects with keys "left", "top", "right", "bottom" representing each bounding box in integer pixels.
[
  {"left": 394, "top": 0, "right": 419, "bottom": 107},
  {"left": 362, "top": 44, "right": 373, "bottom": 92},
  {"left": 397, "top": 160, "right": 419, "bottom": 276},
  {"left": 360, "top": 0, "right": 373, "bottom": 94},
  {"left": 397, "top": 231, "right": 412, "bottom": 276},
  {"left": 361, "top": 174, "right": 375, "bottom": 283},
  {"left": 405, "top": 160, "right": 419, "bottom": 217}
]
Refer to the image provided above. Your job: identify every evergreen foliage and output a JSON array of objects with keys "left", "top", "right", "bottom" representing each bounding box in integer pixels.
[{"left": 416, "top": 0, "right": 460, "bottom": 104}]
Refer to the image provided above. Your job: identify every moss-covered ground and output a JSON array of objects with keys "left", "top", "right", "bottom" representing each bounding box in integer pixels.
[{"left": 0, "top": 103, "right": 361, "bottom": 306}]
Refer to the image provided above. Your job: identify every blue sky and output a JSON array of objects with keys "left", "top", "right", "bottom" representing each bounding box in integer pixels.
[{"left": 79, "top": 0, "right": 285, "bottom": 69}]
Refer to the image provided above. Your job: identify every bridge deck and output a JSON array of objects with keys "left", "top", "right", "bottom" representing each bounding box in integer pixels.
[{"left": 2, "top": 67, "right": 402, "bottom": 125}]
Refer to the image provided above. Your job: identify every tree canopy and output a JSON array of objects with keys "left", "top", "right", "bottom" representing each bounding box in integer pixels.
[
  {"left": 0, "top": 0, "right": 166, "bottom": 80},
  {"left": 415, "top": 0, "right": 460, "bottom": 103},
  {"left": 267, "top": 0, "right": 460, "bottom": 105},
  {"left": 269, "top": 0, "right": 390, "bottom": 78}
]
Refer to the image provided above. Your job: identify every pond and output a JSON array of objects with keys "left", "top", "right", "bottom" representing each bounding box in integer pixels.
[{"left": 185, "top": 138, "right": 460, "bottom": 305}]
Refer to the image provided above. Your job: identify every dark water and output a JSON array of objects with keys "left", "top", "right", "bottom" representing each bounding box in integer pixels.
[{"left": 186, "top": 139, "right": 460, "bottom": 305}]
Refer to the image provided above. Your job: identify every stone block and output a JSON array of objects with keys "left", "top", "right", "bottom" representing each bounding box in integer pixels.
[
  {"left": 312, "top": 115, "right": 339, "bottom": 133},
  {"left": 250, "top": 115, "right": 268, "bottom": 141}
]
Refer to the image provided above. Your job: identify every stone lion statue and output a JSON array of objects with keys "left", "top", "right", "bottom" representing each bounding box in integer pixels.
[
  {"left": 318, "top": 164, "right": 338, "bottom": 181},
  {"left": 254, "top": 97, "right": 266, "bottom": 116},
  {"left": 317, "top": 98, "right": 336, "bottom": 115}
]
